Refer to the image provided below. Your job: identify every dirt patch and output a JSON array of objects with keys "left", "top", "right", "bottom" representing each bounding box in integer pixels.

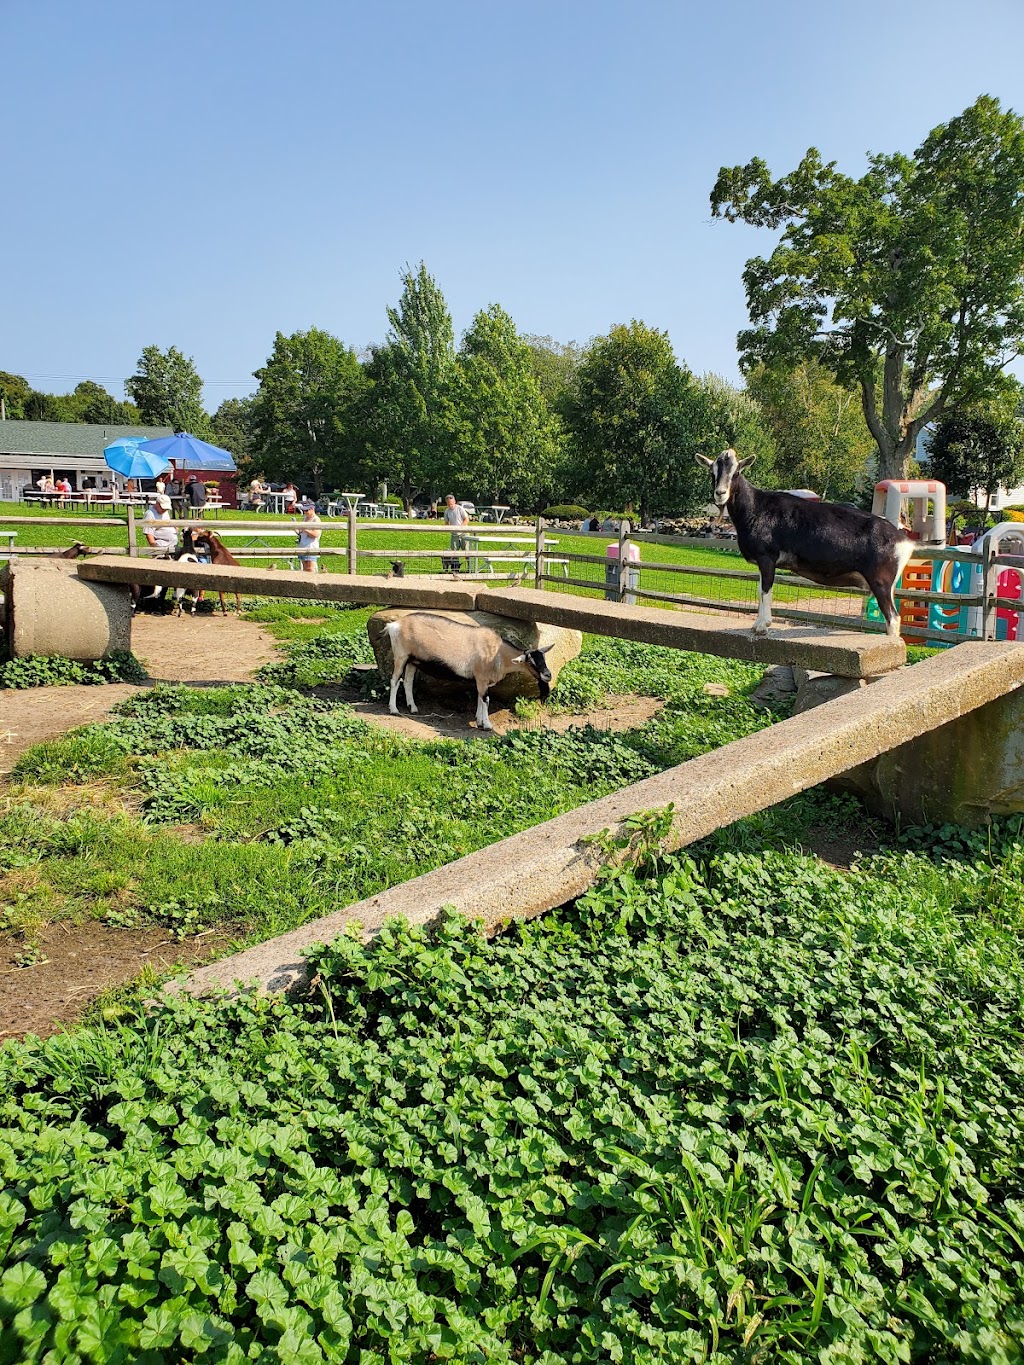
[
  {"left": 0, "top": 921, "right": 239, "bottom": 1042},
  {"left": 800, "top": 823, "right": 885, "bottom": 870},
  {"left": 0, "top": 614, "right": 278, "bottom": 772},
  {"left": 326, "top": 692, "right": 665, "bottom": 742}
]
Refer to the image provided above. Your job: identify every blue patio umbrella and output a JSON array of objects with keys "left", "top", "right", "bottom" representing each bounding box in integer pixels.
[
  {"left": 137, "top": 432, "right": 237, "bottom": 472},
  {"left": 103, "top": 437, "right": 171, "bottom": 481}
]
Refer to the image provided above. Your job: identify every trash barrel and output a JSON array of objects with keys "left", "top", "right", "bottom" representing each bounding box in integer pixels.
[{"left": 604, "top": 542, "right": 640, "bottom": 605}]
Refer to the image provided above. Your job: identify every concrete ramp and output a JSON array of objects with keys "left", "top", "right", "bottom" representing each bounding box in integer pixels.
[
  {"left": 479, "top": 586, "right": 905, "bottom": 678},
  {"left": 178, "top": 640, "right": 1024, "bottom": 999},
  {"left": 77, "top": 556, "right": 480, "bottom": 611}
]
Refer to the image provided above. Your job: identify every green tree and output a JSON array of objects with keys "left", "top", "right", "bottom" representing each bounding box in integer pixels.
[
  {"left": 695, "top": 373, "right": 778, "bottom": 477},
  {"left": 454, "top": 306, "right": 561, "bottom": 508},
  {"left": 0, "top": 371, "right": 31, "bottom": 420},
  {"left": 210, "top": 396, "right": 255, "bottom": 466},
  {"left": 67, "top": 380, "right": 138, "bottom": 425},
  {"left": 562, "top": 322, "right": 706, "bottom": 523},
  {"left": 126, "top": 345, "right": 209, "bottom": 434},
  {"left": 925, "top": 382, "right": 1024, "bottom": 512},
  {"left": 250, "top": 330, "right": 364, "bottom": 497},
  {"left": 711, "top": 95, "right": 1024, "bottom": 481},
  {"left": 523, "top": 335, "right": 585, "bottom": 414},
  {"left": 360, "top": 264, "right": 458, "bottom": 508},
  {"left": 745, "top": 361, "right": 875, "bottom": 500},
  {"left": 23, "top": 390, "right": 72, "bottom": 422}
]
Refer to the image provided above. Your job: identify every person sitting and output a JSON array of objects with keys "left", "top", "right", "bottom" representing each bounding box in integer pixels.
[
  {"left": 143, "top": 492, "right": 178, "bottom": 556},
  {"left": 184, "top": 474, "right": 207, "bottom": 517},
  {"left": 296, "top": 504, "right": 321, "bottom": 573},
  {"left": 248, "top": 475, "right": 266, "bottom": 510},
  {"left": 54, "top": 477, "right": 72, "bottom": 506},
  {"left": 282, "top": 481, "right": 299, "bottom": 513}
]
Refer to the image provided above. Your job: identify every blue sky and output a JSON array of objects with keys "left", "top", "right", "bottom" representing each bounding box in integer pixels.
[{"left": 3, "top": 0, "right": 1023, "bottom": 410}]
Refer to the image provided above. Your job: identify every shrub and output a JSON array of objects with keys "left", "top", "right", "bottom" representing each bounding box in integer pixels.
[
  {"left": 541, "top": 504, "right": 589, "bottom": 518},
  {"left": 1000, "top": 508, "right": 1024, "bottom": 523}
]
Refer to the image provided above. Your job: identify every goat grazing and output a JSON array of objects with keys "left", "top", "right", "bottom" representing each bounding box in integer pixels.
[
  {"left": 385, "top": 613, "right": 553, "bottom": 730},
  {"left": 695, "top": 449, "right": 915, "bottom": 638}
]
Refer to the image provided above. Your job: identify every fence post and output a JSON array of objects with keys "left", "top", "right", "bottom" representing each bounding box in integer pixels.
[
  {"left": 535, "top": 515, "right": 544, "bottom": 589},
  {"left": 982, "top": 536, "right": 997, "bottom": 640},
  {"left": 126, "top": 506, "right": 137, "bottom": 558},
  {"left": 348, "top": 503, "right": 358, "bottom": 576},
  {"left": 618, "top": 519, "right": 631, "bottom": 601}
]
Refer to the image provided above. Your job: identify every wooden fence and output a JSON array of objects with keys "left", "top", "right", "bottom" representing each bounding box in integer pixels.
[{"left": 4, "top": 507, "right": 1023, "bottom": 644}]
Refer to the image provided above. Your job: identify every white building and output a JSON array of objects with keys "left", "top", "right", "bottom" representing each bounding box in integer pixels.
[{"left": 0, "top": 419, "right": 172, "bottom": 502}]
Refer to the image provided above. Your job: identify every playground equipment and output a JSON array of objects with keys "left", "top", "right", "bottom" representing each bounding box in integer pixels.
[
  {"left": 955, "top": 524, "right": 1024, "bottom": 642},
  {"left": 865, "top": 480, "right": 948, "bottom": 635},
  {"left": 871, "top": 480, "right": 946, "bottom": 544}
]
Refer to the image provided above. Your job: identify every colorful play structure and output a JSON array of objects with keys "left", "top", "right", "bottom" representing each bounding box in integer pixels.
[{"left": 865, "top": 479, "right": 1024, "bottom": 643}]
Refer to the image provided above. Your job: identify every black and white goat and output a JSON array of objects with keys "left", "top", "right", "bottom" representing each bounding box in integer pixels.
[
  {"left": 385, "top": 613, "right": 553, "bottom": 730},
  {"left": 696, "top": 449, "right": 915, "bottom": 638}
]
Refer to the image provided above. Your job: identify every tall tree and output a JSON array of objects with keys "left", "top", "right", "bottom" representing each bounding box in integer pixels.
[
  {"left": 0, "top": 371, "right": 31, "bottom": 420},
  {"left": 67, "top": 380, "right": 138, "bottom": 425},
  {"left": 695, "top": 373, "right": 778, "bottom": 477},
  {"left": 522, "top": 335, "right": 585, "bottom": 414},
  {"left": 360, "top": 264, "right": 457, "bottom": 508},
  {"left": 126, "top": 345, "right": 209, "bottom": 434},
  {"left": 711, "top": 95, "right": 1024, "bottom": 480},
  {"left": 925, "top": 382, "right": 1024, "bottom": 511},
  {"left": 250, "top": 330, "right": 364, "bottom": 497},
  {"left": 210, "top": 396, "right": 256, "bottom": 466},
  {"left": 455, "top": 306, "right": 561, "bottom": 508},
  {"left": 562, "top": 322, "right": 706, "bottom": 523},
  {"left": 745, "top": 361, "right": 875, "bottom": 500}
]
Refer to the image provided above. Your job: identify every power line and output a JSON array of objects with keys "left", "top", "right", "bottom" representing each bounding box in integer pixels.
[{"left": 7, "top": 371, "right": 254, "bottom": 388}]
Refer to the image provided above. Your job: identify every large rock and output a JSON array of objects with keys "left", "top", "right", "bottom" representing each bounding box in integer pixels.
[
  {"left": 1, "top": 560, "right": 131, "bottom": 662},
  {"left": 367, "top": 608, "right": 582, "bottom": 703}
]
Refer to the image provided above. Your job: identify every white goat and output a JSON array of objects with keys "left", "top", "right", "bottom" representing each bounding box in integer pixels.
[{"left": 385, "top": 614, "right": 553, "bottom": 730}]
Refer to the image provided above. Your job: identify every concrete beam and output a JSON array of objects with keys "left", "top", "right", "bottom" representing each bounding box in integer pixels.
[
  {"left": 178, "top": 640, "right": 1024, "bottom": 999},
  {"left": 478, "top": 587, "right": 904, "bottom": 678},
  {"left": 77, "top": 556, "right": 480, "bottom": 611}
]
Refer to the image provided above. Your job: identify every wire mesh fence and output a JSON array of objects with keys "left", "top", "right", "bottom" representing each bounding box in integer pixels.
[{"left": 535, "top": 529, "right": 1022, "bottom": 646}]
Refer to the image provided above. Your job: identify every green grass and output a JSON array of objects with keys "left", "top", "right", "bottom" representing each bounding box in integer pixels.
[
  {"left": 1, "top": 628, "right": 770, "bottom": 943},
  {"left": 1, "top": 810, "right": 1023, "bottom": 1361}
]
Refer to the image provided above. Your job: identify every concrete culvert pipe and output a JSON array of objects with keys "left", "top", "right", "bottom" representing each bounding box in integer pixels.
[{"left": 1, "top": 560, "right": 132, "bottom": 662}]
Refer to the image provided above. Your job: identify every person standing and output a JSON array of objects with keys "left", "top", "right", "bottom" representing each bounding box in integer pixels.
[
  {"left": 185, "top": 474, "right": 207, "bottom": 517},
  {"left": 443, "top": 493, "right": 470, "bottom": 571},
  {"left": 295, "top": 503, "right": 321, "bottom": 573}
]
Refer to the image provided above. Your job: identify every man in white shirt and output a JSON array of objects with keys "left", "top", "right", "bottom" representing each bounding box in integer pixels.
[
  {"left": 443, "top": 493, "right": 470, "bottom": 571},
  {"left": 143, "top": 492, "right": 178, "bottom": 555}
]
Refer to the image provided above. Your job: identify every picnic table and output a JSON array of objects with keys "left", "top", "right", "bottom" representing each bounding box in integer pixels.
[
  {"left": 0, "top": 531, "right": 17, "bottom": 558},
  {"left": 479, "top": 505, "right": 512, "bottom": 523},
  {"left": 212, "top": 527, "right": 303, "bottom": 568},
  {"left": 460, "top": 533, "right": 565, "bottom": 575}
]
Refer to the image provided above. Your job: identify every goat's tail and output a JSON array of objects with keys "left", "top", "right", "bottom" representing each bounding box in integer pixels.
[{"left": 894, "top": 538, "right": 917, "bottom": 582}]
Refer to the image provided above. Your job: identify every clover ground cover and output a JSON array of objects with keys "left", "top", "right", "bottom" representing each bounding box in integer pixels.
[{"left": 1, "top": 811, "right": 1023, "bottom": 1362}]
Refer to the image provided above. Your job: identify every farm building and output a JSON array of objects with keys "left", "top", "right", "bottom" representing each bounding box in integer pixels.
[{"left": 0, "top": 418, "right": 173, "bottom": 501}]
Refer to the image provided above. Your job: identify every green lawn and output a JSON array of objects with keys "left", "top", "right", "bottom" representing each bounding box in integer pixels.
[{"left": 0, "top": 501, "right": 852, "bottom": 618}]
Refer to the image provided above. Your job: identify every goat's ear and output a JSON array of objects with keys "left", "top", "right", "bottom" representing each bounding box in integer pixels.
[
  {"left": 739, "top": 454, "right": 758, "bottom": 471},
  {"left": 694, "top": 452, "right": 714, "bottom": 468},
  {"left": 511, "top": 652, "right": 526, "bottom": 664}
]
